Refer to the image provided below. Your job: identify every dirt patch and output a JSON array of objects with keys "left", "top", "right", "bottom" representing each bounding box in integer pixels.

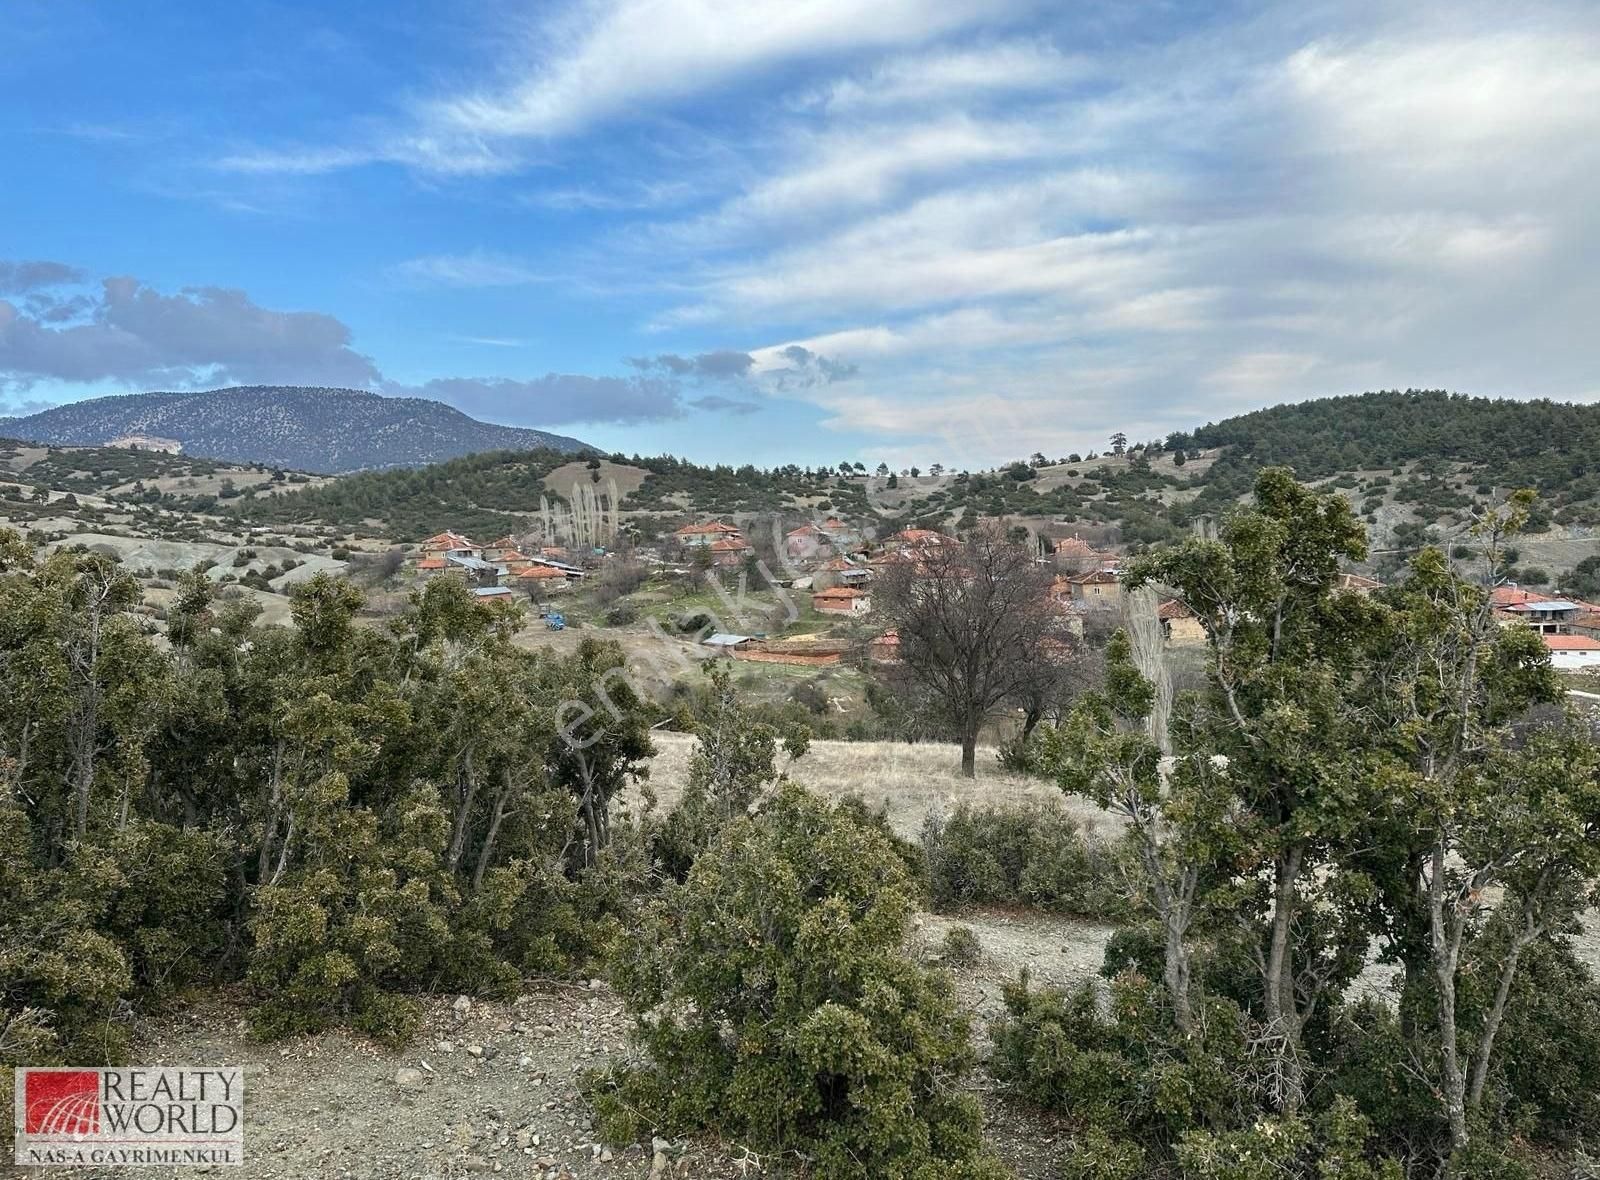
[
  {"left": 542, "top": 462, "right": 649, "bottom": 503},
  {"left": 56, "top": 974, "right": 1073, "bottom": 1180}
]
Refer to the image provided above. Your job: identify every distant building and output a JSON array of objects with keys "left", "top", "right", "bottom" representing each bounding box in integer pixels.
[
  {"left": 419, "top": 531, "right": 480, "bottom": 559},
  {"left": 1065, "top": 569, "right": 1123, "bottom": 610},
  {"left": 1158, "top": 598, "right": 1205, "bottom": 646},
  {"left": 1544, "top": 634, "right": 1600, "bottom": 670},
  {"left": 1504, "top": 599, "right": 1583, "bottom": 634},
  {"left": 785, "top": 523, "right": 830, "bottom": 561},
  {"left": 813, "top": 556, "right": 873, "bottom": 591},
  {"left": 888, "top": 528, "right": 956, "bottom": 548},
  {"left": 813, "top": 586, "right": 872, "bottom": 615},
  {"left": 515, "top": 565, "right": 570, "bottom": 592},
  {"left": 674, "top": 521, "right": 744, "bottom": 548},
  {"left": 472, "top": 586, "right": 515, "bottom": 601},
  {"left": 446, "top": 552, "right": 499, "bottom": 587},
  {"left": 482, "top": 535, "right": 527, "bottom": 562},
  {"left": 868, "top": 630, "right": 901, "bottom": 663},
  {"left": 708, "top": 536, "right": 755, "bottom": 567}
]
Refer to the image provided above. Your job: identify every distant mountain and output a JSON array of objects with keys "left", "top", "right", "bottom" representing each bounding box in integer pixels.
[{"left": 2, "top": 386, "right": 594, "bottom": 473}]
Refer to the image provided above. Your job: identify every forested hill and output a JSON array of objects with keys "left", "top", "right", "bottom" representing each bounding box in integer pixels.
[
  {"left": 2, "top": 386, "right": 594, "bottom": 473},
  {"left": 214, "top": 389, "right": 1600, "bottom": 547},
  {"left": 1194, "top": 390, "right": 1600, "bottom": 487}
]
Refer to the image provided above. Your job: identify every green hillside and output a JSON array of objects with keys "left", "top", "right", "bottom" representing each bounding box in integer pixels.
[{"left": 207, "top": 390, "right": 1600, "bottom": 551}]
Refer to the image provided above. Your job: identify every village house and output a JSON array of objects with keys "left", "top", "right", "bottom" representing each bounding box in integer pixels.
[
  {"left": 472, "top": 586, "right": 516, "bottom": 602},
  {"left": 1065, "top": 568, "right": 1123, "bottom": 610},
  {"left": 673, "top": 521, "right": 744, "bottom": 548},
  {"left": 1158, "top": 598, "right": 1206, "bottom": 646},
  {"left": 709, "top": 536, "right": 755, "bottom": 567},
  {"left": 1037, "top": 528, "right": 1116, "bottom": 573},
  {"left": 446, "top": 552, "right": 500, "bottom": 587},
  {"left": 515, "top": 565, "right": 571, "bottom": 592},
  {"left": 888, "top": 527, "right": 956, "bottom": 549},
  {"left": 702, "top": 633, "right": 755, "bottom": 657},
  {"left": 482, "top": 535, "right": 528, "bottom": 562},
  {"left": 813, "top": 556, "right": 873, "bottom": 592},
  {"left": 1543, "top": 634, "right": 1600, "bottom": 670},
  {"left": 867, "top": 630, "right": 901, "bottom": 663},
  {"left": 1501, "top": 598, "right": 1583, "bottom": 634},
  {"left": 813, "top": 586, "right": 872, "bottom": 615},
  {"left": 785, "top": 523, "right": 830, "bottom": 561},
  {"left": 419, "top": 531, "right": 480, "bottom": 559}
]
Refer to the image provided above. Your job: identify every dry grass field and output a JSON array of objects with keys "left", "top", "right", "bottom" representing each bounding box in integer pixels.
[{"left": 640, "top": 730, "right": 1111, "bottom": 839}]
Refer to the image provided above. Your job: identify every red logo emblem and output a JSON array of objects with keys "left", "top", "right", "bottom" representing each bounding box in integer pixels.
[{"left": 24, "top": 1070, "right": 101, "bottom": 1136}]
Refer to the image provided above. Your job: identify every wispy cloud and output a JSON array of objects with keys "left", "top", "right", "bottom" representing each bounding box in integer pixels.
[{"left": 391, "top": 251, "right": 545, "bottom": 288}]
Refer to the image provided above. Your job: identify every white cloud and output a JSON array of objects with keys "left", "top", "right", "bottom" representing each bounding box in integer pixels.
[
  {"left": 391, "top": 251, "right": 545, "bottom": 288},
  {"left": 796, "top": 40, "right": 1088, "bottom": 112},
  {"left": 429, "top": 0, "right": 1024, "bottom": 139}
]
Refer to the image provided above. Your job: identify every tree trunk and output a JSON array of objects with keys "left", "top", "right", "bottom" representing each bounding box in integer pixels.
[
  {"left": 1429, "top": 844, "right": 1470, "bottom": 1152},
  {"left": 1468, "top": 914, "right": 1539, "bottom": 1110},
  {"left": 1262, "top": 843, "right": 1305, "bottom": 1113},
  {"left": 71, "top": 602, "right": 103, "bottom": 842},
  {"left": 445, "top": 747, "right": 479, "bottom": 874},
  {"left": 472, "top": 770, "right": 515, "bottom": 893},
  {"left": 960, "top": 731, "right": 977, "bottom": 778}
]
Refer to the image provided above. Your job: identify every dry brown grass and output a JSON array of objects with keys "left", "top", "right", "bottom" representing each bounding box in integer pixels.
[{"left": 638, "top": 730, "right": 1113, "bottom": 840}]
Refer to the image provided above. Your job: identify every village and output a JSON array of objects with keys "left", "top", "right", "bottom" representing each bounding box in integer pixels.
[{"left": 402, "top": 506, "right": 1600, "bottom": 700}]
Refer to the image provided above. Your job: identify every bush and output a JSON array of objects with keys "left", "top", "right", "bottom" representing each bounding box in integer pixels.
[
  {"left": 603, "top": 602, "right": 638, "bottom": 626},
  {"left": 941, "top": 925, "right": 982, "bottom": 966},
  {"left": 921, "top": 802, "right": 1132, "bottom": 918},
  {"left": 594, "top": 786, "right": 1007, "bottom": 1179}
]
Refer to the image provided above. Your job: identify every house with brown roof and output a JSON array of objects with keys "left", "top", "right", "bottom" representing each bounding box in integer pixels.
[
  {"left": 674, "top": 521, "right": 744, "bottom": 547},
  {"left": 1158, "top": 598, "right": 1205, "bottom": 646},
  {"left": 1544, "top": 633, "right": 1600, "bottom": 670},
  {"left": 888, "top": 528, "right": 956, "bottom": 548},
  {"left": 813, "top": 586, "right": 872, "bottom": 615},
  {"left": 515, "top": 565, "right": 571, "bottom": 592},
  {"left": 813, "top": 556, "right": 873, "bottom": 591},
  {"left": 482, "top": 535, "right": 528, "bottom": 562},
  {"left": 1065, "top": 568, "right": 1123, "bottom": 610},
  {"left": 419, "top": 531, "right": 480, "bottom": 559},
  {"left": 785, "top": 522, "right": 830, "bottom": 561},
  {"left": 868, "top": 630, "right": 901, "bottom": 663},
  {"left": 709, "top": 536, "right": 755, "bottom": 567}
]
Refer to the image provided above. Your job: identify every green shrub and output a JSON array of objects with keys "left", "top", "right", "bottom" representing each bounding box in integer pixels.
[
  {"left": 921, "top": 802, "right": 1132, "bottom": 918},
  {"left": 594, "top": 786, "right": 1008, "bottom": 1179},
  {"left": 603, "top": 602, "right": 638, "bottom": 626},
  {"left": 941, "top": 925, "right": 982, "bottom": 966}
]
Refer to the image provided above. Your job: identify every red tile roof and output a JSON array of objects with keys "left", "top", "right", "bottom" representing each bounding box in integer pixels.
[
  {"left": 814, "top": 586, "right": 866, "bottom": 599},
  {"left": 675, "top": 521, "right": 742, "bottom": 536},
  {"left": 517, "top": 566, "right": 567, "bottom": 579},
  {"left": 709, "top": 537, "right": 752, "bottom": 552},
  {"left": 1545, "top": 634, "right": 1600, "bottom": 651},
  {"left": 1157, "top": 598, "right": 1192, "bottom": 620},
  {"left": 417, "top": 558, "right": 446, "bottom": 570}
]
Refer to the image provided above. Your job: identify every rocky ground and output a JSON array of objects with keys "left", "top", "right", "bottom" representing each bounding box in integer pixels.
[{"left": 36, "top": 910, "right": 1100, "bottom": 1180}]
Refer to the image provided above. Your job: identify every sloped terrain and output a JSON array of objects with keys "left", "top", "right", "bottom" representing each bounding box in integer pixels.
[{"left": 4, "top": 387, "right": 593, "bottom": 473}]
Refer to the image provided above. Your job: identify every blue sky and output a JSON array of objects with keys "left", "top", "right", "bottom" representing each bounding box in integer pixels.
[{"left": 3, "top": 0, "right": 1598, "bottom": 467}]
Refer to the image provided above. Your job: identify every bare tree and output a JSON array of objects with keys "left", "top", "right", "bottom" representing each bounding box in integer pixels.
[{"left": 876, "top": 526, "right": 1058, "bottom": 776}]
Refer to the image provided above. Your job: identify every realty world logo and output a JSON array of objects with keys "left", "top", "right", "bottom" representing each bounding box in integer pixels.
[{"left": 14, "top": 1066, "right": 244, "bottom": 1167}]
